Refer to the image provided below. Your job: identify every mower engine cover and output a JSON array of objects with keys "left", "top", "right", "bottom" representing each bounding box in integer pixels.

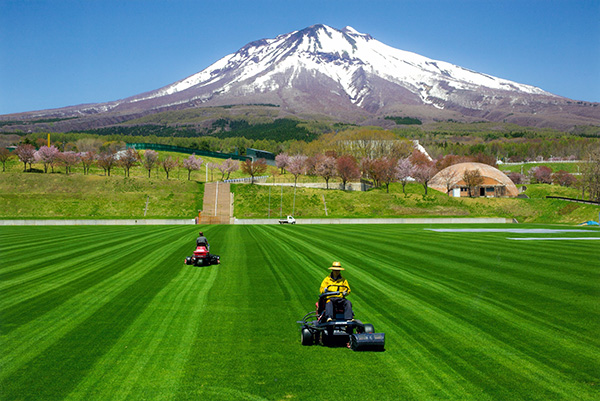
[
  {"left": 350, "top": 332, "right": 385, "bottom": 351},
  {"left": 193, "top": 246, "right": 209, "bottom": 257}
]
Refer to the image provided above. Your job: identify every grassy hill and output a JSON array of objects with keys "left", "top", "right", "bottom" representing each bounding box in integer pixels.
[
  {"left": 0, "top": 172, "right": 203, "bottom": 219},
  {"left": 232, "top": 182, "right": 599, "bottom": 224},
  {"left": 1, "top": 149, "right": 597, "bottom": 222},
  {"left": 1, "top": 170, "right": 597, "bottom": 222},
  {"left": 0, "top": 150, "right": 251, "bottom": 219},
  {"left": 499, "top": 161, "right": 583, "bottom": 175}
]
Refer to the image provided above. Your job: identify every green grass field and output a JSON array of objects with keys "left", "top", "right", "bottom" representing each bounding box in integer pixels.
[
  {"left": 499, "top": 162, "right": 584, "bottom": 175},
  {"left": 1, "top": 224, "right": 598, "bottom": 400}
]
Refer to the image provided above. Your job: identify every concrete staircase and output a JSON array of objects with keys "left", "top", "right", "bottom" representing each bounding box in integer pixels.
[{"left": 200, "top": 182, "right": 232, "bottom": 224}]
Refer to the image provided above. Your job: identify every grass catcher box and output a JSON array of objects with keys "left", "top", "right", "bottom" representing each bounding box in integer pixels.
[{"left": 350, "top": 332, "right": 385, "bottom": 351}]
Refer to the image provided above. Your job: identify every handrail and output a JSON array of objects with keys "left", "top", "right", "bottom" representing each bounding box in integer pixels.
[{"left": 546, "top": 196, "right": 600, "bottom": 205}]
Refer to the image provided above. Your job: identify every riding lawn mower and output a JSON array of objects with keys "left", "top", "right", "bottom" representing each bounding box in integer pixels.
[
  {"left": 297, "top": 285, "right": 385, "bottom": 351},
  {"left": 184, "top": 245, "right": 220, "bottom": 266}
]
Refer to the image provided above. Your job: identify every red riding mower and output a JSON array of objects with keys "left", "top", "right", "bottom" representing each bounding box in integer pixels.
[
  {"left": 297, "top": 285, "right": 385, "bottom": 351},
  {"left": 184, "top": 245, "right": 220, "bottom": 266}
]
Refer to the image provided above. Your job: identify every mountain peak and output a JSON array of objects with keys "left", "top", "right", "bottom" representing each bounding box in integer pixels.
[{"left": 4, "top": 24, "right": 597, "bottom": 132}]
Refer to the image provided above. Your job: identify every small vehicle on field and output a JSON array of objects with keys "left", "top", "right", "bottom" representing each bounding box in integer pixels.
[
  {"left": 279, "top": 215, "right": 296, "bottom": 224},
  {"left": 184, "top": 245, "right": 220, "bottom": 266},
  {"left": 297, "top": 285, "right": 385, "bottom": 351}
]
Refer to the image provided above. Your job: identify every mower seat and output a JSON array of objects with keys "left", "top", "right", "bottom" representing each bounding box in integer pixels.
[{"left": 317, "top": 297, "right": 346, "bottom": 320}]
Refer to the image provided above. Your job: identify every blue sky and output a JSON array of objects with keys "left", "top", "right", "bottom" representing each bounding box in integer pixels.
[{"left": 1, "top": 0, "right": 599, "bottom": 115}]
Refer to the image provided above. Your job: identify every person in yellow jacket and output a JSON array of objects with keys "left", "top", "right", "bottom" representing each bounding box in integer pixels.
[{"left": 320, "top": 261, "right": 354, "bottom": 322}]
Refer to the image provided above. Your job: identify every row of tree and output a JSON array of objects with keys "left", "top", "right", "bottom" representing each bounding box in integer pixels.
[
  {"left": 271, "top": 147, "right": 600, "bottom": 200},
  {"left": 272, "top": 149, "right": 437, "bottom": 194},
  {"left": 1, "top": 144, "right": 241, "bottom": 181},
  {"left": 4, "top": 140, "right": 600, "bottom": 201},
  {"left": 9, "top": 125, "right": 598, "bottom": 163}
]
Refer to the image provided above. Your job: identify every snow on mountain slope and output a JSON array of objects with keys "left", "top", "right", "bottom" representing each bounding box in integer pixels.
[
  {"left": 132, "top": 24, "right": 555, "bottom": 110},
  {"left": 6, "top": 23, "right": 598, "bottom": 132}
]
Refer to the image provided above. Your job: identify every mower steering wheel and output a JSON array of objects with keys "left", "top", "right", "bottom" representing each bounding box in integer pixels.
[
  {"left": 319, "top": 291, "right": 340, "bottom": 300},
  {"left": 327, "top": 285, "right": 348, "bottom": 292},
  {"left": 320, "top": 285, "right": 349, "bottom": 300}
]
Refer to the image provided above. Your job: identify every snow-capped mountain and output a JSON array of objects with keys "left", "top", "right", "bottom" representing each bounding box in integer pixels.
[
  {"left": 138, "top": 24, "right": 551, "bottom": 108},
  {"left": 3, "top": 24, "right": 599, "bottom": 130}
]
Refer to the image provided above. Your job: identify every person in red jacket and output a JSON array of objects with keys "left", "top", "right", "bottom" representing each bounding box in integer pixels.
[{"left": 320, "top": 261, "right": 353, "bottom": 322}]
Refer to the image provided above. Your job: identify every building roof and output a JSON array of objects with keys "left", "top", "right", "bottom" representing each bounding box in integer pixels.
[{"left": 429, "top": 162, "right": 519, "bottom": 197}]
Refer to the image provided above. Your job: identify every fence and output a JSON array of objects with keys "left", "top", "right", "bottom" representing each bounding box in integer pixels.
[
  {"left": 127, "top": 143, "right": 250, "bottom": 161},
  {"left": 224, "top": 175, "right": 269, "bottom": 184},
  {"left": 499, "top": 160, "right": 583, "bottom": 166}
]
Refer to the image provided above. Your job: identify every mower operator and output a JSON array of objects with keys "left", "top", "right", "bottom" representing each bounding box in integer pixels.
[
  {"left": 320, "top": 261, "right": 353, "bottom": 322},
  {"left": 196, "top": 231, "right": 209, "bottom": 251}
]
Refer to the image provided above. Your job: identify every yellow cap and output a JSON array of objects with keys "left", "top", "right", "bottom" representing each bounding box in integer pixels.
[{"left": 328, "top": 261, "right": 344, "bottom": 270}]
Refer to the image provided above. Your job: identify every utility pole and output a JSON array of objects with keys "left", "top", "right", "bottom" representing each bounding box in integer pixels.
[
  {"left": 292, "top": 185, "right": 297, "bottom": 215},
  {"left": 215, "top": 181, "right": 219, "bottom": 216},
  {"left": 268, "top": 186, "right": 271, "bottom": 218},
  {"left": 143, "top": 195, "right": 149, "bottom": 217}
]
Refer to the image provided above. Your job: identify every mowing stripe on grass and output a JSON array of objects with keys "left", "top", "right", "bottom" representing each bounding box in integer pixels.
[
  {"left": 0, "top": 227, "right": 185, "bottom": 332},
  {"left": 0, "top": 226, "right": 193, "bottom": 399},
  {"left": 1, "top": 224, "right": 598, "bottom": 400},
  {"left": 65, "top": 257, "right": 219, "bottom": 400}
]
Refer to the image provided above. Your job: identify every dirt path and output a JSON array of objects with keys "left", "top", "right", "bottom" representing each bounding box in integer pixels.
[{"left": 200, "top": 182, "right": 232, "bottom": 224}]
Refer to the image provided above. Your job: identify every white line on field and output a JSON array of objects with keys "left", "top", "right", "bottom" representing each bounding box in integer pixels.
[
  {"left": 426, "top": 229, "right": 596, "bottom": 234},
  {"left": 507, "top": 237, "right": 600, "bottom": 241}
]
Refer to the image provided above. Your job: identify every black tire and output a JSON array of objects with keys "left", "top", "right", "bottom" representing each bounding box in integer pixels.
[
  {"left": 301, "top": 328, "right": 313, "bottom": 345},
  {"left": 364, "top": 323, "right": 375, "bottom": 333}
]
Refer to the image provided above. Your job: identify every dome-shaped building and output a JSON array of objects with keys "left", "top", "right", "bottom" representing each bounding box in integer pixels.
[{"left": 429, "top": 162, "right": 518, "bottom": 198}]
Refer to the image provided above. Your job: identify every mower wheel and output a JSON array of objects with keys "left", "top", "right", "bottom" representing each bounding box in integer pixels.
[
  {"left": 301, "top": 328, "right": 313, "bottom": 345},
  {"left": 364, "top": 324, "right": 375, "bottom": 334}
]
